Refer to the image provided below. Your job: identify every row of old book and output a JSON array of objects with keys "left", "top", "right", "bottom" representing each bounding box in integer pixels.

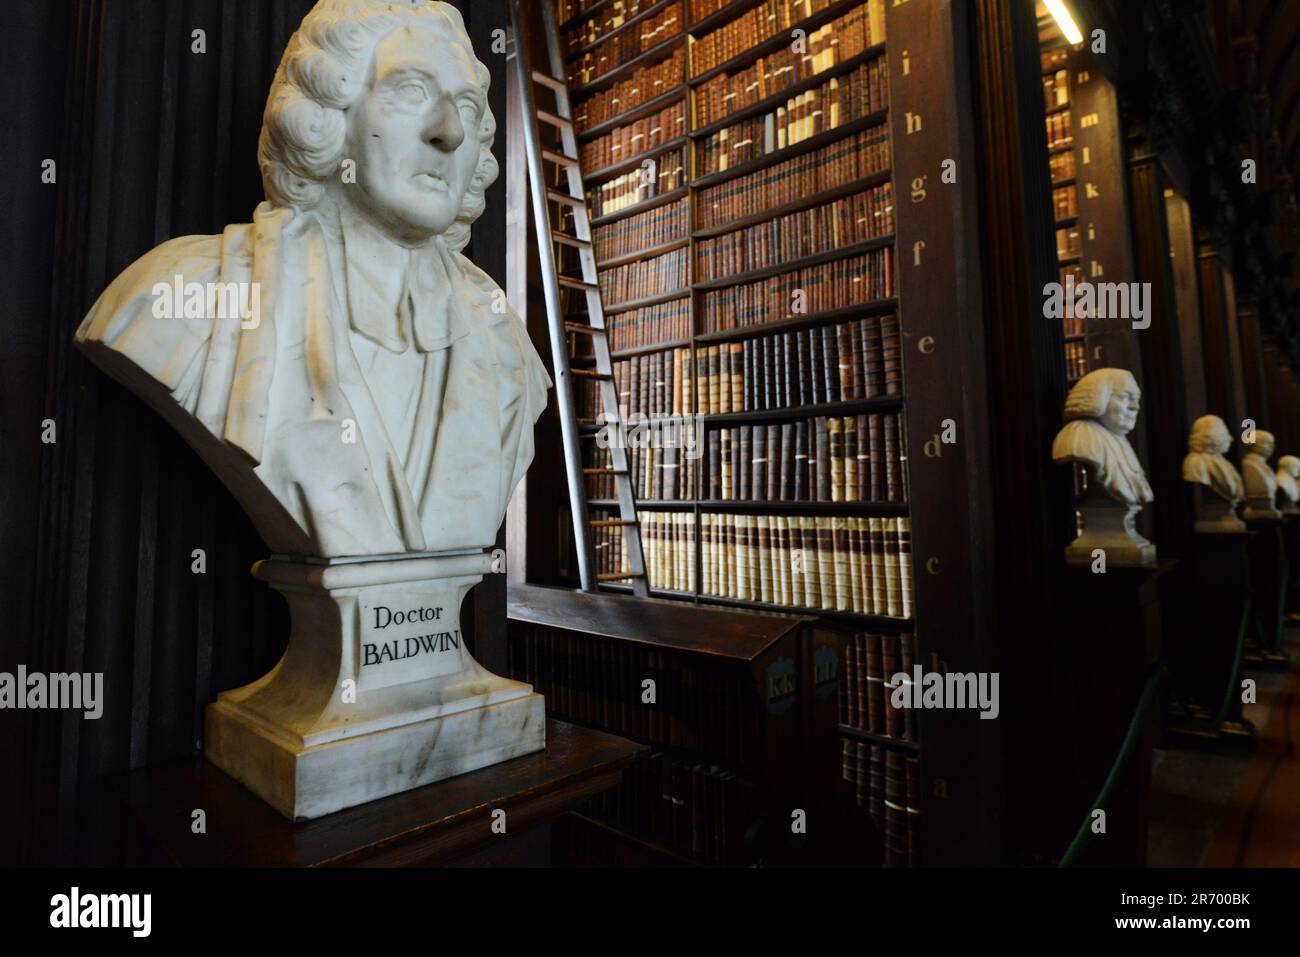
[
  {"left": 840, "top": 631, "right": 918, "bottom": 741},
  {"left": 566, "top": 1, "right": 682, "bottom": 88},
  {"left": 696, "top": 59, "right": 889, "bottom": 177},
  {"left": 580, "top": 751, "right": 758, "bottom": 865},
  {"left": 698, "top": 246, "right": 895, "bottom": 331},
  {"left": 1049, "top": 148, "right": 1075, "bottom": 185},
  {"left": 695, "top": 183, "right": 895, "bottom": 282},
  {"left": 587, "top": 146, "right": 686, "bottom": 217},
  {"left": 697, "top": 124, "right": 891, "bottom": 228},
  {"left": 580, "top": 100, "right": 685, "bottom": 173},
  {"left": 563, "top": 0, "right": 665, "bottom": 56},
  {"left": 1043, "top": 67, "right": 1069, "bottom": 111},
  {"left": 705, "top": 412, "right": 908, "bottom": 504},
  {"left": 572, "top": 48, "right": 686, "bottom": 133},
  {"left": 593, "top": 197, "right": 687, "bottom": 262},
  {"left": 594, "top": 510, "right": 915, "bottom": 617},
  {"left": 694, "top": 12, "right": 886, "bottom": 128},
  {"left": 1055, "top": 223, "right": 1080, "bottom": 260},
  {"left": 691, "top": 0, "right": 885, "bottom": 78},
  {"left": 1045, "top": 108, "right": 1073, "bottom": 152},
  {"left": 584, "top": 438, "right": 700, "bottom": 501},
  {"left": 507, "top": 618, "right": 770, "bottom": 771},
  {"left": 605, "top": 297, "right": 691, "bottom": 352},
  {"left": 843, "top": 741, "right": 920, "bottom": 867},
  {"left": 1065, "top": 340, "right": 1088, "bottom": 380},
  {"left": 577, "top": 314, "right": 905, "bottom": 418},
  {"left": 1052, "top": 183, "right": 1078, "bottom": 222},
  {"left": 599, "top": 246, "right": 689, "bottom": 306},
  {"left": 697, "top": 513, "right": 913, "bottom": 617}
]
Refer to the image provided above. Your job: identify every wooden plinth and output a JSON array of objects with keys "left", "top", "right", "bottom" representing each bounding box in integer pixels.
[
  {"left": 1245, "top": 518, "right": 1290, "bottom": 669},
  {"left": 1058, "top": 561, "right": 1173, "bottom": 867},
  {"left": 121, "top": 719, "right": 645, "bottom": 867}
]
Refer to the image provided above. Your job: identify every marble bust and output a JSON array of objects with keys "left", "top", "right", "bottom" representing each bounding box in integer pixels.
[
  {"left": 1242, "top": 430, "right": 1282, "bottom": 520},
  {"left": 1051, "top": 368, "right": 1156, "bottom": 567},
  {"left": 1276, "top": 455, "right": 1300, "bottom": 516},
  {"left": 1182, "top": 414, "right": 1245, "bottom": 532},
  {"left": 74, "top": 0, "right": 551, "bottom": 819}
]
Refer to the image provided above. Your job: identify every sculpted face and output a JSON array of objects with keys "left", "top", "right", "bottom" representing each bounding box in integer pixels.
[
  {"left": 1100, "top": 385, "right": 1140, "bottom": 435},
  {"left": 341, "top": 23, "right": 484, "bottom": 244}
]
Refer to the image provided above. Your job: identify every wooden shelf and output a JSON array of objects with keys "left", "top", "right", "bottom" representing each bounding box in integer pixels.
[
  {"left": 693, "top": 298, "right": 899, "bottom": 345},
  {"left": 693, "top": 170, "right": 892, "bottom": 240},
  {"left": 559, "top": 0, "right": 619, "bottom": 33},
  {"left": 1043, "top": 100, "right": 1071, "bottom": 117},
  {"left": 693, "top": 235, "right": 894, "bottom": 292},
  {"left": 686, "top": 0, "right": 766, "bottom": 37},
  {"left": 571, "top": 32, "right": 686, "bottom": 98},
  {"left": 583, "top": 135, "right": 688, "bottom": 184},
  {"left": 839, "top": 725, "right": 921, "bottom": 753},
  {"left": 690, "top": 45, "right": 886, "bottom": 140},
  {"left": 591, "top": 499, "right": 909, "bottom": 516},
  {"left": 590, "top": 185, "right": 688, "bottom": 227},
  {"left": 598, "top": 236, "right": 690, "bottom": 270},
  {"left": 687, "top": 0, "right": 867, "bottom": 87},
  {"left": 691, "top": 111, "right": 888, "bottom": 191},
  {"left": 578, "top": 85, "right": 688, "bottom": 143},
  {"left": 603, "top": 288, "right": 690, "bottom": 316},
  {"left": 564, "top": 0, "right": 679, "bottom": 64}
]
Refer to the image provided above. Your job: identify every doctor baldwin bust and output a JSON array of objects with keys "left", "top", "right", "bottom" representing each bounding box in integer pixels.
[
  {"left": 74, "top": 0, "right": 553, "bottom": 820},
  {"left": 1051, "top": 367, "right": 1156, "bottom": 569}
]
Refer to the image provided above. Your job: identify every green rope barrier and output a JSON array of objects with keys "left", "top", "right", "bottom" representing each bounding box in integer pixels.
[{"left": 1058, "top": 667, "right": 1166, "bottom": 868}]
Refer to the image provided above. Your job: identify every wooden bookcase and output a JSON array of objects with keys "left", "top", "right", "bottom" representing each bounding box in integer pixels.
[{"left": 538, "top": 0, "right": 997, "bottom": 865}]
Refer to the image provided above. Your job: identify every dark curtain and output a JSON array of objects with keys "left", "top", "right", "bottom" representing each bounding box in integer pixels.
[{"left": 0, "top": 0, "right": 508, "bottom": 866}]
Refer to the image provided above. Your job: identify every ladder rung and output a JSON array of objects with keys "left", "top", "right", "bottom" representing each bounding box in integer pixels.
[
  {"left": 537, "top": 109, "right": 573, "bottom": 130},
  {"left": 552, "top": 231, "right": 591, "bottom": 249},
  {"left": 590, "top": 518, "right": 637, "bottom": 528},
  {"left": 546, "top": 188, "right": 584, "bottom": 207},
  {"left": 582, "top": 466, "right": 626, "bottom": 474},
  {"left": 569, "top": 368, "right": 611, "bottom": 380},
  {"left": 531, "top": 71, "right": 566, "bottom": 92},
  {"left": 565, "top": 321, "right": 605, "bottom": 335},
  {"left": 598, "top": 572, "right": 646, "bottom": 582},
  {"left": 542, "top": 148, "right": 580, "bottom": 168},
  {"left": 558, "top": 277, "right": 599, "bottom": 293}
]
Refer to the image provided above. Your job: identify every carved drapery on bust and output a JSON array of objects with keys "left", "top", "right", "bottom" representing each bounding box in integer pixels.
[
  {"left": 1052, "top": 368, "right": 1156, "bottom": 567},
  {"left": 74, "top": 0, "right": 551, "bottom": 559}
]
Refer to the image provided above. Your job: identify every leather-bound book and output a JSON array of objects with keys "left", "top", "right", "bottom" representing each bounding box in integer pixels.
[
  {"left": 794, "top": 420, "right": 808, "bottom": 500},
  {"left": 808, "top": 328, "right": 824, "bottom": 405},
  {"left": 847, "top": 516, "right": 864, "bottom": 613},
  {"left": 752, "top": 425, "right": 767, "bottom": 502},
  {"left": 816, "top": 516, "right": 835, "bottom": 609},
  {"left": 780, "top": 423, "right": 795, "bottom": 501},
  {"left": 849, "top": 319, "right": 865, "bottom": 400},
  {"left": 897, "top": 516, "right": 913, "bottom": 618},
  {"left": 821, "top": 325, "right": 839, "bottom": 403},
  {"left": 828, "top": 416, "right": 844, "bottom": 503},
  {"left": 862, "top": 315, "right": 883, "bottom": 398},
  {"left": 729, "top": 423, "right": 742, "bottom": 501},
  {"left": 814, "top": 417, "right": 830, "bottom": 501},
  {"left": 737, "top": 426, "right": 752, "bottom": 500},
  {"left": 843, "top": 415, "right": 859, "bottom": 502},
  {"left": 719, "top": 428, "right": 732, "bottom": 501},
  {"left": 766, "top": 423, "right": 781, "bottom": 501},
  {"left": 742, "top": 338, "right": 754, "bottom": 411},
  {"left": 883, "top": 412, "right": 900, "bottom": 502},
  {"left": 864, "top": 632, "right": 883, "bottom": 733},
  {"left": 707, "top": 429, "right": 721, "bottom": 500},
  {"left": 882, "top": 313, "right": 902, "bottom": 395},
  {"left": 882, "top": 634, "right": 902, "bottom": 739},
  {"left": 868, "top": 412, "right": 883, "bottom": 502},
  {"left": 756, "top": 515, "right": 772, "bottom": 604},
  {"left": 783, "top": 332, "right": 797, "bottom": 407},
  {"left": 883, "top": 516, "right": 901, "bottom": 617},
  {"left": 730, "top": 343, "right": 744, "bottom": 411},
  {"left": 868, "top": 516, "right": 886, "bottom": 614},
  {"left": 836, "top": 321, "right": 855, "bottom": 399}
]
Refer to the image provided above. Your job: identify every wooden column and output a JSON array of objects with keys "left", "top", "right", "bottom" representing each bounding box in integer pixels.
[
  {"left": 1127, "top": 150, "right": 1191, "bottom": 557},
  {"left": 1237, "top": 305, "right": 1269, "bottom": 430},
  {"left": 1196, "top": 247, "right": 1245, "bottom": 430},
  {"left": 1164, "top": 190, "right": 1208, "bottom": 421}
]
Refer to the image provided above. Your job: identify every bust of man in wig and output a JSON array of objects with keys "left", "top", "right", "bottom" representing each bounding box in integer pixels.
[
  {"left": 75, "top": 0, "right": 551, "bottom": 559},
  {"left": 1052, "top": 368, "right": 1156, "bottom": 566},
  {"left": 1241, "top": 430, "right": 1282, "bottom": 520},
  {"left": 1277, "top": 455, "right": 1300, "bottom": 515},
  {"left": 1183, "top": 414, "right": 1246, "bottom": 532}
]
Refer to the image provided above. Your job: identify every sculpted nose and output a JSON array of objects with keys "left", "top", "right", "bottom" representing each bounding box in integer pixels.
[{"left": 426, "top": 97, "right": 465, "bottom": 152}]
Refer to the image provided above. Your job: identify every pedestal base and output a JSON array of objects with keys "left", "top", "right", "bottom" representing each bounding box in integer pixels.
[
  {"left": 1065, "top": 500, "right": 1156, "bottom": 568},
  {"left": 203, "top": 551, "right": 546, "bottom": 821}
]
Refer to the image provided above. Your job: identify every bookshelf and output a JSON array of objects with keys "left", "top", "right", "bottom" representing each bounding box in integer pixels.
[{"left": 538, "top": 0, "right": 993, "bottom": 865}]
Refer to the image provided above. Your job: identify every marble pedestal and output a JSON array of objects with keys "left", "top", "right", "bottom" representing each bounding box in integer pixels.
[
  {"left": 1066, "top": 497, "right": 1156, "bottom": 568},
  {"left": 205, "top": 552, "right": 545, "bottom": 821},
  {"left": 1192, "top": 488, "right": 1246, "bottom": 533}
]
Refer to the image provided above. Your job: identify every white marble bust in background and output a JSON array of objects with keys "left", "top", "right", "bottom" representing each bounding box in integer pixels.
[
  {"left": 1242, "top": 429, "right": 1282, "bottom": 520},
  {"left": 1276, "top": 455, "right": 1300, "bottom": 515},
  {"left": 75, "top": 0, "right": 551, "bottom": 559},
  {"left": 1052, "top": 368, "right": 1155, "bottom": 566},
  {"left": 1182, "top": 414, "right": 1245, "bottom": 532}
]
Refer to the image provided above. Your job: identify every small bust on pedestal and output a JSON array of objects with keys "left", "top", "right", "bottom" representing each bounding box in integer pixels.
[
  {"left": 1241, "top": 430, "right": 1283, "bottom": 520},
  {"left": 1182, "top": 414, "right": 1246, "bottom": 532},
  {"left": 1275, "top": 455, "right": 1300, "bottom": 516},
  {"left": 1051, "top": 368, "right": 1156, "bottom": 567}
]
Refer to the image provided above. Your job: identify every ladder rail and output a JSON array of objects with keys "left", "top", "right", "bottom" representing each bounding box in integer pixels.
[{"left": 509, "top": 0, "right": 648, "bottom": 596}]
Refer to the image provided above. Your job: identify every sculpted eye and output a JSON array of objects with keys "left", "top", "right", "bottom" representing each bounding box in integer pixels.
[{"left": 398, "top": 81, "right": 428, "bottom": 103}]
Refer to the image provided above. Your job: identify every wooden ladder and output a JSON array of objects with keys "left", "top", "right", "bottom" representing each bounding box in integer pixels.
[{"left": 508, "top": 0, "right": 648, "bottom": 596}]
